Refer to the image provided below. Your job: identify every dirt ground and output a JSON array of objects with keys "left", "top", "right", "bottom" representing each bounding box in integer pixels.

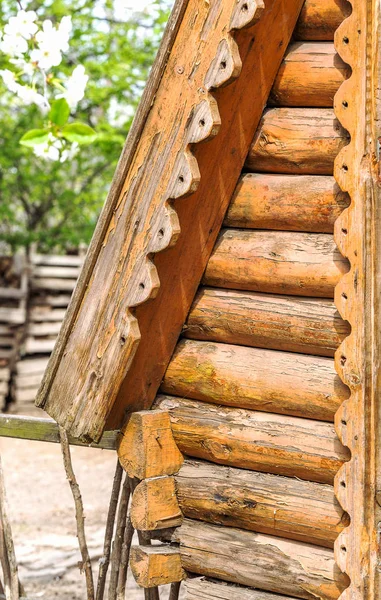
[{"left": 0, "top": 422, "right": 173, "bottom": 599}]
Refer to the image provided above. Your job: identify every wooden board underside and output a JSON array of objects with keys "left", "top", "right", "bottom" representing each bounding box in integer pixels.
[{"left": 37, "top": 0, "right": 304, "bottom": 441}]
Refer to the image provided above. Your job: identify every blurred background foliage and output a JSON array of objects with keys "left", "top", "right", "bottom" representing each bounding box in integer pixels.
[{"left": 0, "top": 0, "right": 172, "bottom": 253}]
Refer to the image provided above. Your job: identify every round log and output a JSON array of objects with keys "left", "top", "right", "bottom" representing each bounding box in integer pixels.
[
  {"left": 173, "top": 520, "right": 349, "bottom": 600},
  {"left": 294, "top": 0, "right": 351, "bottom": 41},
  {"left": 245, "top": 108, "right": 349, "bottom": 175},
  {"left": 203, "top": 229, "right": 349, "bottom": 298},
  {"left": 162, "top": 339, "right": 349, "bottom": 421},
  {"left": 176, "top": 459, "right": 347, "bottom": 547},
  {"left": 269, "top": 42, "right": 349, "bottom": 107},
  {"left": 155, "top": 395, "right": 350, "bottom": 484},
  {"left": 224, "top": 174, "right": 349, "bottom": 233},
  {"left": 185, "top": 288, "right": 350, "bottom": 357}
]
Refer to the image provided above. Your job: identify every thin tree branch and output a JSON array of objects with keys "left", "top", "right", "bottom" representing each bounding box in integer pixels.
[
  {"left": 116, "top": 515, "right": 134, "bottom": 600},
  {"left": 107, "top": 475, "right": 131, "bottom": 600},
  {"left": 0, "top": 455, "right": 19, "bottom": 600},
  {"left": 96, "top": 460, "right": 123, "bottom": 600},
  {"left": 59, "top": 427, "right": 95, "bottom": 600}
]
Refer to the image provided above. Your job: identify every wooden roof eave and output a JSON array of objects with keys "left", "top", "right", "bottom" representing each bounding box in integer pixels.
[{"left": 35, "top": 0, "right": 305, "bottom": 442}]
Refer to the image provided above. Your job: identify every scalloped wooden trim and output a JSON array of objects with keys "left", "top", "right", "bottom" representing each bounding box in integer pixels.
[
  {"left": 35, "top": 0, "right": 268, "bottom": 441},
  {"left": 333, "top": 0, "right": 381, "bottom": 597}
]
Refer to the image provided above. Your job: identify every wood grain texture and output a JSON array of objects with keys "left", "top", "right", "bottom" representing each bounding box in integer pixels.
[
  {"left": 269, "top": 42, "right": 349, "bottom": 106},
  {"left": 154, "top": 396, "right": 350, "bottom": 483},
  {"left": 131, "top": 476, "right": 183, "bottom": 531},
  {"left": 331, "top": 0, "right": 381, "bottom": 597},
  {"left": 185, "top": 578, "right": 298, "bottom": 600},
  {"left": 108, "top": 0, "right": 305, "bottom": 431},
  {"left": 224, "top": 174, "right": 349, "bottom": 232},
  {"left": 184, "top": 288, "right": 350, "bottom": 357},
  {"left": 35, "top": 0, "right": 307, "bottom": 442},
  {"left": 117, "top": 410, "right": 184, "bottom": 479},
  {"left": 176, "top": 459, "right": 347, "bottom": 547},
  {"left": 294, "top": 0, "right": 351, "bottom": 41},
  {"left": 245, "top": 108, "right": 349, "bottom": 175},
  {"left": 130, "top": 545, "right": 184, "bottom": 588},
  {"left": 172, "top": 520, "right": 349, "bottom": 600},
  {"left": 203, "top": 230, "right": 349, "bottom": 297},
  {"left": 161, "top": 339, "right": 348, "bottom": 421}
]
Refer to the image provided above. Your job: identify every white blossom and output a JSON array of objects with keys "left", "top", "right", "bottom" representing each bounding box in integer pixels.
[
  {"left": 0, "top": 32, "right": 28, "bottom": 56},
  {"left": 58, "top": 65, "right": 88, "bottom": 109},
  {"left": 33, "top": 136, "right": 77, "bottom": 162},
  {"left": 16, "top": 84, "right": 49, "bottom": 112},
  {"left": 4, "top": 10, "right": 38, "bottom": 40},
  {"left": 30, "top": 45, "right": 62, "bottom": 70},
  {"left": 9, "top": 57, "right": 35, "bottom": 78},
  {"left": 57, "top": 16, "right": 72, "bottom": 52},
  {"left": 0, "top": 69, "right": 19, "bottom": 93}
]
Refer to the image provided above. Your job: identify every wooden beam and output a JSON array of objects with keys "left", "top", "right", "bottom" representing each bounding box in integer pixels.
[
  {"left": 161, "top": 339, "right": 348, "bottom": 421},
  {"left": 203, "top": 230, "right": 349, "bottom": 298},
  {"left": 245, "top": 108, "right": 349, "bottom": 175},
  {"left": 269, "top": 42, "right": 349, "bottom": 107},
  {"left": 331, "top": 0, "right": 381, "bottom": 596},
  {"left": 185, "top": 579, "right": 298, "bottom": 600},
  {"left": 154, "top": 396, "right": 350, "bottom": 483},
  {"left": 184, "top": 288, "right": 350, "bottom": 357},
  {"left": 0, "top": 414, "right": 117, "bottom": 450},
  {"left": 131, "top": 476, "right": 183, "bottom": 531},
  {"left": 36, "top": 0, "right": 305, "bottom": 441},
  {"left": 172, "top": 519, "right": 349, "bottom": 600},
  {"left": 294, "top": 0, "right": 351, "bottom": 41},
  {"left": 175, "top": 459, "right": 347, "bottom": 547},
  {"left": 130, "top": 545, "right": 184, "bottom": 588},
  {"left": 118, "top": 410, "right": 183, "bottom": 479},
  {"left": 224, "top": 174, "right": 349, "bottom": 233}
]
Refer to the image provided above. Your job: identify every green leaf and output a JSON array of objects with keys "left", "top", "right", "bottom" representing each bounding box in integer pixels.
[
  {"left": 49, "top": 98, "right": 70, "bottom": 127},
  {"left": 19, "top": 129, "right": 50, "bottom": 147},
  {"left": 61, "top": 123, "right": 97, "bottom": 145}
]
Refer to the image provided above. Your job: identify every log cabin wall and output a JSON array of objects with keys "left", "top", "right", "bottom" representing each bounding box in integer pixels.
[{"left": 154, "top": 1, "right": 353, "bottom": 598}]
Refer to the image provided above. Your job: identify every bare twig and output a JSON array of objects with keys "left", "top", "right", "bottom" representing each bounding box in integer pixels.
[
  {"left": 0, "top": 455, "right": 19, "bottom": 600},
  {"left": 116, "top": 516, "right": 134, "bottom": 600},
  {"left": 108, "top": 475, "right": 131, "bottom": 600},
  {"left": 168, "top": 582, "right": 181, "bottom": 600},
  {"left": 96, "top": 460, "right": 123, "bottom": 600},
  {"left": 59, "top": 427, "right": 94, "bottom": 600}
]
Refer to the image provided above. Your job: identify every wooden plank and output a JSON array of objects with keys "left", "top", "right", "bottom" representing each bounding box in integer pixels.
[
  {"left": 14, "top": 387, "right": 40, "bottom": 402},
  {"left": 203, "top": 230, "right": 349, "bottom": 298},
  {"left": 28, "top": 322, "right": 62, "bottom": 336},
  {"left": 31, "top": 278, "right": 77, "bottom": 292},
  {"left": 130, "top": 545, "right": 184, "bottom": 588},
  {"left": 245, "top": 108, "right": 349, "bottom": 175},
  {"left": 30, "top": 308, "right": 66, "bottom": 322},
  {"left": 24, "top": 338, "right": 56, "bottom": 354},
  {"left": 14, "top": 372, "right": 43, "bottom": 389},
  {"left": 269, "top": 42, "right": 349, "bottom": 107},
  {"left": 0, "top": 308, "right": 25, "bottom": 325},
  {"left": 32, "top": 266, "right": 81, "bottom": 279},
  {"left": 185, "top": 579, "right": 298, "bottom": 600},
  {"left": 154, "top": 396, "right": 350, "bottom": 484},
  {"left": 184, "top": 288, "right": 350, "bottom": 357},
  {"left": 0, "top": 288, "right": 26, "bottom": 300},
  {"left": 16, "top": 358, "right": 49, "bottom": 375},
  {"left": 36, "top": 0, "right": 305, "bottom": 441},
  {"left": 161, "top": 339, "right": 348, "bottom": 421},
  {"left": 31, "top": 254, "right": 84, "bottom": 267},
  {"left": 173, "top": 520, "right": 349, "bottom": 600},
  {"left": 294, "top": 0, "right": 351, "bottom": 41},
  {"left": 175, "top": 458, "right": 346, "bottom": 547},
  {"left": 224, "top": 174, "right": 349, "bottom": 233},
  {"left": 30, "top": 294, "right": 72, "bottom": 307},
  {"left": 0, "top": 414, "right": 117, "bottom": 449},
  {"left": 330, "top": 0, "right": 381, "bottom": 596}
]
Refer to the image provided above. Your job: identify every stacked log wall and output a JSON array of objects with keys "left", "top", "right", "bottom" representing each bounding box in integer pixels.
[{"left": 153, "top": 1, "right": 352, "bottom": 598}]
